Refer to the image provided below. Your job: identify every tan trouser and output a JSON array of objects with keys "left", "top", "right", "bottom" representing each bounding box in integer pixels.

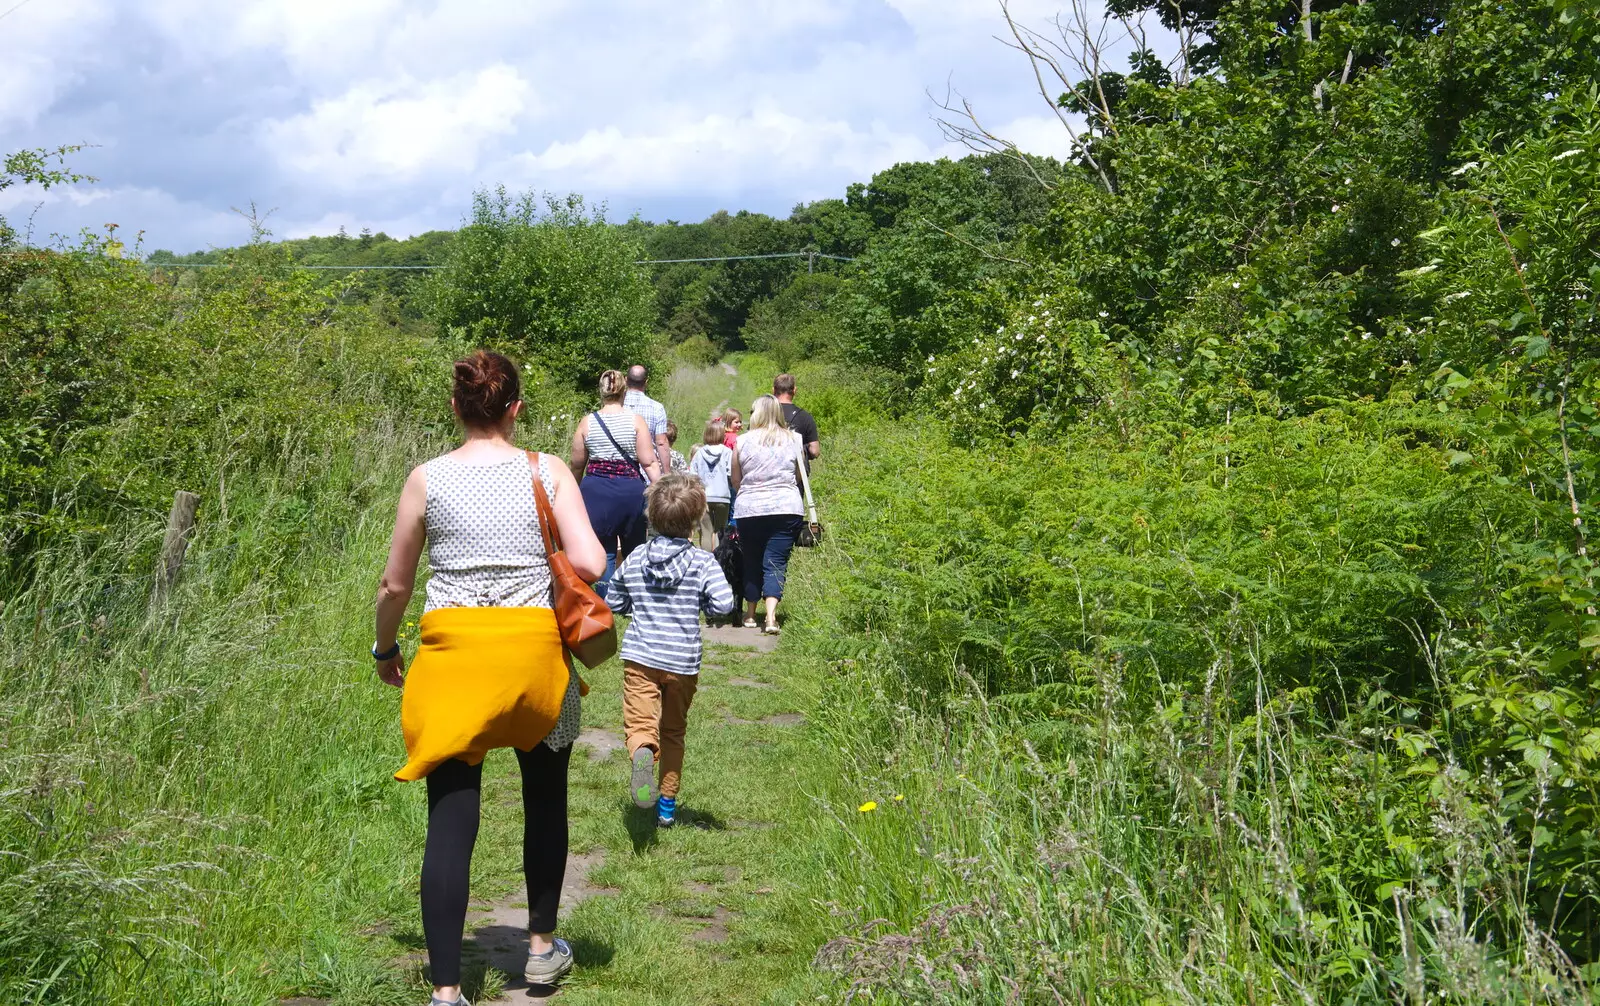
[{"left": 622, "top": 661, "right": 699, "bottom": 798}]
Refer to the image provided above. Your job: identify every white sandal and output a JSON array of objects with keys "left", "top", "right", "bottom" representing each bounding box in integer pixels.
[{"left": 743, "top": 618, "right": 758, "bottom": 628}]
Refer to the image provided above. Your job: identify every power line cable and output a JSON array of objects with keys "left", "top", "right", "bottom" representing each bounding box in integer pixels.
[{"left": 0, "top": 0, "right": 37, "bottom": 22}]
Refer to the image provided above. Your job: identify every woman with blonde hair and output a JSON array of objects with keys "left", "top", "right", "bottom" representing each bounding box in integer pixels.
[
  {"left": 570, "top": 369, "right": 662, "bottom": 597},
  {"left": 730, "top": 394, "right": 805, "bottom": 633},
  {"left": 374, "top": 350, "right": 607, "bottom": 1003}
]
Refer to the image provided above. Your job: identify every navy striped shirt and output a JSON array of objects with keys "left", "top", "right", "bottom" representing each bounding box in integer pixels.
[{"left": 606, "top": 537, "right": 736, "bottom": 675}]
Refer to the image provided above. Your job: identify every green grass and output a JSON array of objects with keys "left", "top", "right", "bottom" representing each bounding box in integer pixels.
[
  {"left": 776, "top": 419, "right": 1600, "bottom": 1005},
  {"left": 0, "top": 362, "right": 845, "bottom": 1004},
  {"left": 460, "top": 638, "right": 833, "bottom": 1004},
  {"left": 18, "top": 356, "right": 1586, "bottom": 1005},
  {"left": 660, "top": 352, "right": 772, "bottom": 437},
  {"left": 1, "top": 427, "right": 437, "bottom": 1004}
]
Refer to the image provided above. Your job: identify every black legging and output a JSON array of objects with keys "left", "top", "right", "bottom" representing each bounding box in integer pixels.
[{"left": 421, "top": 743, "right": 571, "bottom": 987}]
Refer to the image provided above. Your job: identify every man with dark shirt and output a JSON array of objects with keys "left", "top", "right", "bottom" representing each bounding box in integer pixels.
[{"left": 773, "top": 373, "right": 819, "bottom": 466}]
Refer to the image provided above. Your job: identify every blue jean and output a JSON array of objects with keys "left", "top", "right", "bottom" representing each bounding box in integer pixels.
[{"left": 736, "top": 514, "right": 803, "bottom": 602}]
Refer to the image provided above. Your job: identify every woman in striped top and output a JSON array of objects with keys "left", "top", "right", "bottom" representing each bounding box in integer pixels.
[{"left": 569, "top": 369, "right": 662, "bottom": 597}]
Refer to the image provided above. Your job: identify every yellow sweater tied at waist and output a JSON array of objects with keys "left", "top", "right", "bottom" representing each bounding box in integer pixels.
[{"left": 395, "top": 606, "right": 587, "bottom": 782}]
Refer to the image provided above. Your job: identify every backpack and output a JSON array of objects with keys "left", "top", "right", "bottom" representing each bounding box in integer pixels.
[{"left": 713, "top": 527, "right": 742, "bottom": 595}]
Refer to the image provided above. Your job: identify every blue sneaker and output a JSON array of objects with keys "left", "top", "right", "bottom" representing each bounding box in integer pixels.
[{"left": 657, "top": 795, "right": 677, "bottom": 828}]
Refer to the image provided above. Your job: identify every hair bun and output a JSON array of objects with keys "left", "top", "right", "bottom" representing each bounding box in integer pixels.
[{"left": 453, "top": 350, "right": 521, "bottom": 428}]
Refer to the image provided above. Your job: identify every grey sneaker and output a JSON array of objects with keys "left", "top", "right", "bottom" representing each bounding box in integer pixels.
[
  {"left": 630, "top": 747, "right": 658, "bottom": 808},
  {"left": 431, "top": 996, "right": 470, "bottom": 1005},
  {"left": 524, "top": 936, "right": 575, "bottom": 985}
]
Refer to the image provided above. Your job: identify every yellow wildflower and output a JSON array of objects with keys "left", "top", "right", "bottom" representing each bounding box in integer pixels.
[
  {"left": 858, "top": 801, "right": 878, "bottom": 813},
  {"left": 892, "top": 794, "right": 905, "bottom": 802}
]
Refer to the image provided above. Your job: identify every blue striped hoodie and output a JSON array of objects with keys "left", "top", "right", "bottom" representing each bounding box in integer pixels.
[{"left": 606, "top": 537, "right": 736, "bottom": 675}]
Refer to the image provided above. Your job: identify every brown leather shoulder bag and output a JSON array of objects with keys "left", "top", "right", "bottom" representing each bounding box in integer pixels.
[{"left": 527, "top": 451, "right": 617, "bottom": 669}]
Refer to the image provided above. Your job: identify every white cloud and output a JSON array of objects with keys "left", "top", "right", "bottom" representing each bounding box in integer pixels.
[
  {"left": 0, "top": 0, "right": 114, "bottom": 129},
  {"left": 262, "top": 64, "right": 536, "bottom": 187},
  {"left": 5, "top": 0, "right": 1156, "bottom": 251},
  {"left": 507, "top": 104, "right": 936, "bottom": 196}
]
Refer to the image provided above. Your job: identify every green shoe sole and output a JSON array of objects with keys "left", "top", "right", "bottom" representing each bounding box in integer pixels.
[{"left": 630, "top": 747, "right": 658, "bottom": 809}]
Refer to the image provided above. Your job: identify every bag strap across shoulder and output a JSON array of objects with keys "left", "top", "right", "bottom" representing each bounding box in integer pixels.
[
  {"left": 526, "top": 451, "right": 562, "bottom": 557},
  {"left": 793, "top": 433, "right": 819, "bottom": 525},
  {"left": 591, "top": 411, "right": 642, "bottom": 477}
]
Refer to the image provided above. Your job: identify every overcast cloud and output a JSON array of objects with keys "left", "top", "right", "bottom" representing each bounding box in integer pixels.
[{"left": 2, "top": 0, "right": 1104, "bottom": 254}]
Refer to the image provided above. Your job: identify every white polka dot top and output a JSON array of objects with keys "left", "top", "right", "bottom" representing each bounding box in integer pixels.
[{"left": 421, "top": 450, "right": 579, "bottom": 750}]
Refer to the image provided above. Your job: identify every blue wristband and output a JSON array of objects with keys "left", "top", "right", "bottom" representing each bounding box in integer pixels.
[{"left": 372, "top": 641, "right": 400, "bottom": 661}]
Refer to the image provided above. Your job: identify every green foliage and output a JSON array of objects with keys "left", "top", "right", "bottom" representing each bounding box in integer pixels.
[
  {"left": 424, "top": 188, "right": 658, "bottom": 389},
  {"left": 838, "top": 156, "right": 1052, "bottom": 375},
  {"left": 635, "top": 209, "right": 814, "bottom": 351},
  {"left": 796, "top": 415, "right": 1597, "bottom": 999},
  {"left": 740, "top": 273, "right": 846, "bottom": 371},
  {"left": 0, "top": 146, "right": 94, "bottom": 244},
  {"left": 0, "top": 230, "right": 453, "bottom": 562},
  {"left": 151, "top": 227, "right": 455, "bottom": 320}
]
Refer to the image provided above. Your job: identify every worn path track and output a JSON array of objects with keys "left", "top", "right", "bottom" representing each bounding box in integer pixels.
[{"left": 409, "top": 619, "right": 820, "bottom": 1004}]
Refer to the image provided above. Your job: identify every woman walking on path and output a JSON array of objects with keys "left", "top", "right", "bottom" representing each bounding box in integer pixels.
[
  {"left": 730, "top": 395, "right": 805, "bottom": 634},
  {"left": 570, "top": 369, "right": 661, "bottom": 597},
  {"left": 373, "top": 350, "right": 607, "bottom": 1005}
]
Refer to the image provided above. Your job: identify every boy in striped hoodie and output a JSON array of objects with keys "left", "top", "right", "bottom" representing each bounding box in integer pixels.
[{"left": 605, "top": 473, "right": 737, "bottom": 827}]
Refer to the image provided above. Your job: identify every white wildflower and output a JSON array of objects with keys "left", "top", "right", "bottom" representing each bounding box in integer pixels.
[
  {"left": 927, "top": 354, "right": 936, "bottom": 363},
  {"left": 1554, "top": 149, "right": 1583, "bottom": 162},
  {"left": 1361, "top": 332, "right": 1371, "bottom": 340},
  {"left": 1391, "top": 238, "right": 1402, "bottom": 247},
  {"left": 1344, "top": 177, "right": 1352, "bottom": 185},
  {"left": 1451, "top": 161, "right": 1479, "bottom": 176},
  {"left": 1443, "top": 290, "right": 1473, "bottom": 303},
  {"left": 1011, "top": 369, "right": 1021, "bottom": 379},
  {"left": 1098, "top": 311, "right": 1109, "bottom": 318},
  {"left": 1231, "top": 282, "right": 1241, "bottom": 289},
  {"left": 1331, "top": 204, "right": 1341, "bottom": 213},
  {"left": 1015, "top": 333, "right": 1024, "bottom": 341}
]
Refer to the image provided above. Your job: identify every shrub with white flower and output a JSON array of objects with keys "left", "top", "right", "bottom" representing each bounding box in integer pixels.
[{"left": 926, "top": 288, "right": 1120, "bottom": 441}]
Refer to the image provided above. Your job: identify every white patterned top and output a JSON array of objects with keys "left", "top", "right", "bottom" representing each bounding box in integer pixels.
[
  {"left": 731, "top": 431, "right": 805, "bottom": 520},
  {"left": 421, "top": 451, "right": 579, "bottom": 750}
]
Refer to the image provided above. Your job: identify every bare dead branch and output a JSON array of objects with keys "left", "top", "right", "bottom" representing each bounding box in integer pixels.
[
  {"left": 931, "top": 85, "right": 1060, "bottom": 191},
  {"left": 997, "top": 0, "right": 1116, "bottom": 193}
]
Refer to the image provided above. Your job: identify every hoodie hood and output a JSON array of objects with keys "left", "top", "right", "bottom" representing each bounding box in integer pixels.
[{"left": 641, "top": 537, "right": 695, "bottom": 588}]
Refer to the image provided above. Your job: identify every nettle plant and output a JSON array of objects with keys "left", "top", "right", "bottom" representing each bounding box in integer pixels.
[{"left": 926, "top": 287, "right": 1127, "bottom": 442}]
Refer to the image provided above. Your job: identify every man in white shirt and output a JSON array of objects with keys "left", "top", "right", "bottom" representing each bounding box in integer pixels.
[{"left": 623, "top": 364, "right": 671, "bottom": 470}]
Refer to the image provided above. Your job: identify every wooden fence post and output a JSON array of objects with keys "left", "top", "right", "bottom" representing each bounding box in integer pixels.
[{"left": 151, "top": 490, "right": 201, "bottom": 603}]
